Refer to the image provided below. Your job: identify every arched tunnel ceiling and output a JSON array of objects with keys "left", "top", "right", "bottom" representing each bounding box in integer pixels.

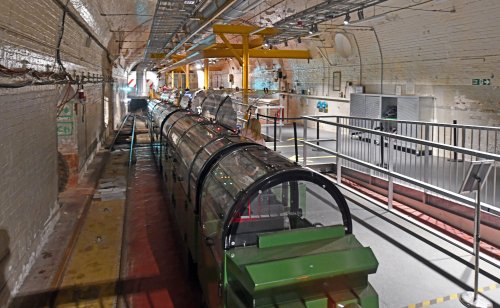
[{"left": 72, "top": 0, "right": 390, "bottom": 72}]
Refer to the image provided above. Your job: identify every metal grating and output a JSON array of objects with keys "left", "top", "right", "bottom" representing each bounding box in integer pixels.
[
  {"left": 269, "top": 0, "right": 388, "bottom": 44},
  {"left": 143, "top": 0, "right": 198, "bottom": 66}
]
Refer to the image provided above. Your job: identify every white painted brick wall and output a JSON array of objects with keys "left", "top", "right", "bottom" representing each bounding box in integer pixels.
[
  {"left": 0, "top": 1, "right": 124, "bottom": 302},
  {"left": 266, "top": 0, "right": 500, "bottom": 128},
  {"left": 0, "top": 0, "right": 104, "bottom": 73},
  {"left": 0, "top": 85, "right": 59, "bottom": 298}
]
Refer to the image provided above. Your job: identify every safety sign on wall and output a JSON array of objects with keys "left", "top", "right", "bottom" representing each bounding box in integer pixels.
[
  {"left": 317, "top": 101, "right": 328, "bottom": 113},
  {"left": 472, "top": 78, "right": 491, "bottom": 86}
]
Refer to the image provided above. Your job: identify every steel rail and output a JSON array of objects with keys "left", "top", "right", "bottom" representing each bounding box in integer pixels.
[{"left": 110, "top": 114, "right": 131, "bottom": 151}]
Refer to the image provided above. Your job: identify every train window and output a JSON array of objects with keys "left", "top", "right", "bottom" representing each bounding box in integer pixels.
[
  {"left": 216, "top": 100, "right": 237, "bottom": 130},
  {"left": 214, "top": 150, "right": 268, "bottom": 195},
  {"left": 227, "top": 180, "right": 344, "bottom": 248},
  {"left": 167, "top": 115, "right": 201, "bottom": 147},
  {"left": 178, "top": 123, "right": 215, "bottom": 167},
  {"left": 200, "top": 173, "right": 232, "bottom": 254}
]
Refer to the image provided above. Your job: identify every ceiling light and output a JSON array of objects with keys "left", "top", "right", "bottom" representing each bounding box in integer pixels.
[
  {"left": 264, "top": 40, "right": 270, "bottom": 48},
  {"left": 184, "top": 0, "right": 196, "bottom": 4},
  {"left": 195, "top": 63, "right": 202, "bottom": 69},
  {"left": 357, "top": 9, "right": 364, "bottom": 20},
  {"left": 308, "top": 25, "right": 314, "bottom": 34},
  {"left": 344, "top": 13, "right": 351, "bottom": 25}
]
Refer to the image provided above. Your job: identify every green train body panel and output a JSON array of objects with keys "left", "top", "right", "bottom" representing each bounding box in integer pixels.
[{"left": 224, "top": 226, "right": 379, "bottom": 307}]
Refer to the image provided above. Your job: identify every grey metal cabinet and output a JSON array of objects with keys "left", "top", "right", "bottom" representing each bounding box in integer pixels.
[{"left": 350, "top": 94, "right": 435, "bottom": 154}]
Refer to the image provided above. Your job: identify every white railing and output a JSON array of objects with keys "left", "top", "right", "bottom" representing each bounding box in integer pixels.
[{"left": 300, "top": 115, "right": 500, "bottom": 215}]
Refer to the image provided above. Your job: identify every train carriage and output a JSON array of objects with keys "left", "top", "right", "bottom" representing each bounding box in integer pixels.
[{"left": 147, "top": 91, "right": 379, "bottom": 308}]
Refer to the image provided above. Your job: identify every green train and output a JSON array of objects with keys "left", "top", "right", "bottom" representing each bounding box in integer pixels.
[{"left": 147, "top": 91, "right": 379, "bottom": 307}]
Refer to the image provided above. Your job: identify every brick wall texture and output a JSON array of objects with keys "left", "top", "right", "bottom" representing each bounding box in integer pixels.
[
  {"left": 0, "top": 0, "right": 126, "bottom": 300},
  {"left": 0, "top": 85, "right": 59, "bottom": 296}
]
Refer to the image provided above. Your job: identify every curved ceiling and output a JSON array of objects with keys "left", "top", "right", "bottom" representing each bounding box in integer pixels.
[{"left": 70, "top": 0, "right": 388, "bottom": 72}]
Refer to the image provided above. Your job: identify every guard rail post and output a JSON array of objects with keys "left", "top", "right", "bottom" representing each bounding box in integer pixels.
[
  {"left": 303, "top": 118, "right": 308, "bottom": 167},
  {"left": 293, "top": 122, "right": 299, "bottom": 163},
  {"left": 336, "top": 116, "right": 341, "bottom": 184},
  {"left": 273, "top": 116, "right": 277, "bottom": 151}
]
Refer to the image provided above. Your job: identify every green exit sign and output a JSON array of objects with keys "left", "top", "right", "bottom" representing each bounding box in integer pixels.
[{"left": 472, "top": 78, "right": 491, "bottom": 85}]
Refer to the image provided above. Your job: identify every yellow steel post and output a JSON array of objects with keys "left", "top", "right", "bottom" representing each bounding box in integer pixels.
[
  {"left": 171, "top": 71, "right": 175, "bottom": 88},
  {"left": 185, "top": 64, "right": 190, "bottom": 89},
  {"left": 177, "top": 73, "right": 182, "bottom": 89},
  {"left": 204, "top": 58, "right": 209, "bottom": 90},
  {"left": 242, "top": 34, "right": 249, "bottom": 93}
]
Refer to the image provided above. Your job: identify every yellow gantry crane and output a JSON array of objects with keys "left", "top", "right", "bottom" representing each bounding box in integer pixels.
[{"left": 163, "top": 24, "right": 311, "bottom": 93}]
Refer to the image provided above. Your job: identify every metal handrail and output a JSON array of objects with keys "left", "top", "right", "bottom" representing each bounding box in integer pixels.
[
  {"left": 302, "top": 116, "right": 500, "bottom": 161},
  {"left": 300, "top": 115, "right": 500, "bottom": 216},
  {"left": 308, "top": 114, "right": 500, "bottom": 132},
  {"left": 302, "top": 139, "right": 499, "bottom": 214}
]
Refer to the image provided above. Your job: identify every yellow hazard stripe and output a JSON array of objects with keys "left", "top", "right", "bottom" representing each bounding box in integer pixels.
[{"left": 402, "top": 284, "right": 500, "bottom": 308}]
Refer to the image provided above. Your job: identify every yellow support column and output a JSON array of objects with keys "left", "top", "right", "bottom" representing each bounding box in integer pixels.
[
  {"left": 185, "top": 64, "right": 190, "bottom": 89},
  {"left": 171, "top": 71, "right": 175, "bottom": 88},
  {"left": 204, "top": 58, "right": 209, "bottom": 90},
  {"left": 177, "top": 73, "right": 182, "bottom": 89},
  {"left": 242, "top": 34, "right": 250, "bottom": 102}
]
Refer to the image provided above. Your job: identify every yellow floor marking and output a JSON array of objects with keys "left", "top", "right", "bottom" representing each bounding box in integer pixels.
[
  {"left": 403, "top": 284, "right": 500, "bottom": 308},
  {"left": 287, "top": 137, "right": 304, "bottom": 141}
]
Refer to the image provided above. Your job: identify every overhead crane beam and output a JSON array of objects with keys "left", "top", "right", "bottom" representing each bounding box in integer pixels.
[
  {"left": 218, "top": 33, "right": 243, "bottom": 65},
  {"left": 161, "top": 24, "right": 309, "bottom": 94},
  {"left": 212, "top": 24, "right": 280, "bottom": 36},
  {"left": 188, "top": 38, "right": 264, "bottom": 52},
  {"left": 162, "top": 49, "right": 311, "bottom": 72},
  {"left": 201, "top": 49, "right": 311, "bottom": 59}
]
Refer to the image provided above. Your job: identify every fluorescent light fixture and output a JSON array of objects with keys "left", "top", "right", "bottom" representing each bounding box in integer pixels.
[
  {"left": 344, "top": 13, "right": 351, "bottom": 25},
  {"left": 357, "top": 9, "right": 364, "bottom": 20}
]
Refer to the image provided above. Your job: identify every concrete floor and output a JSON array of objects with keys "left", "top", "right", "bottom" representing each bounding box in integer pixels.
[
  {"left": 12, "top": 122, "right": 200, "bottom": 307},
  {"left": 342, "top": 188, "right": 500, "bottom": 308}
]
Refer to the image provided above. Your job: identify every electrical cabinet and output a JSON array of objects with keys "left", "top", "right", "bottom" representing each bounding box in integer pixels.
[
  {"left": 350, "top": 94, "right": 435, "bottom": 154},
  {"left": 350, "top": 94, "right": 434, "bottom": 122}
]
